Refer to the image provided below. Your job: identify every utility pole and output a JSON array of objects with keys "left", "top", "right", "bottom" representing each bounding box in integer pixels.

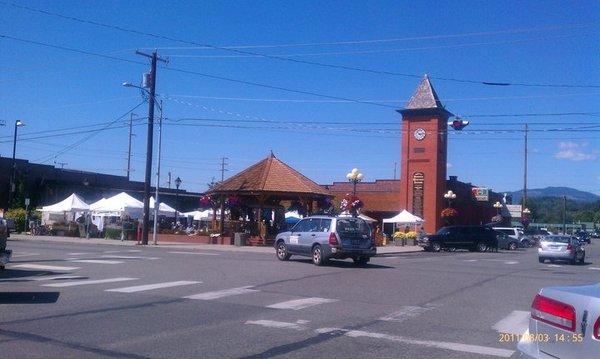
[
  {"left": 136, "top": 50, "right": 167, "bottom": 245},
  {"left": 523, "top": 124, "right": 528, "bottom": 213},
  {"left": 393, "top": 162, "right": 397, "bottom": 180},
  {"left": 167, "top": 172, "right": 172, "bottom": 188},
  {"left": 562, "top": 195, "right": 567, "bottom": 234},
  {"left": 127, "top": 113, "right": 136, "bottom": 180},
  {"left": 152, "top": 101, "right": 163, "bottom": 245},
  {"left": 219, "top": 157, "right": 228, "bottom": 236}
]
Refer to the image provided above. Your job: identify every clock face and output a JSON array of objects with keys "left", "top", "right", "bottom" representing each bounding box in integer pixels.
[{"left": 414, "top": 128, "right": 426, "bottom": 141}]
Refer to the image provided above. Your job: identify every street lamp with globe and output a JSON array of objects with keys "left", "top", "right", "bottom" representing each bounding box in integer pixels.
[
  {"left": 444, "top": 190, "right": 457, "bottom": 207},
  {"left": 174, "top": 176, "right": 182, "bottom": 224},
  {"left": 346, "top": 168, "right": 363, "bottom": 196},
  {"left": 493, "top": 201, "right": 502, "bottom": 215}
]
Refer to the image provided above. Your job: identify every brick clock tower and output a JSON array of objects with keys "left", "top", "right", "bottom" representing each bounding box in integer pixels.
[{"left": 398, "top": 75, "right": 454, "bottom": 233}]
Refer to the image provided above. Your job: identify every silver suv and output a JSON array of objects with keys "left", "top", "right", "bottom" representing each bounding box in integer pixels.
[{"left": 274, "top": 215, "right": 376, "bottom": 266}]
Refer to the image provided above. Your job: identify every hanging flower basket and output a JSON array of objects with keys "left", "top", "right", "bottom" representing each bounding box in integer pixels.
[
  {"left": 440, "top": 207, "right": 458, "bottom": 218},
  {"left": 226, "top": 195, "right": 242, "bottom": 208},
  {"left": 198, "top": 195, "right": 216, "bottom": 210},
  {"left": 340, "top": 193, "right": 364, "bottom": 214}
]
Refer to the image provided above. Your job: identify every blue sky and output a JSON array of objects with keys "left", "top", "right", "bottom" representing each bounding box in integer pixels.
[{"left": 1, "top": 0, "right": 599, "bottom": 194}]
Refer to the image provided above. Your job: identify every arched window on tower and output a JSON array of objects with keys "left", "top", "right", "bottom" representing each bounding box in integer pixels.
[{"left": 412, "top": 172, "right": 424, "bottom": 219}]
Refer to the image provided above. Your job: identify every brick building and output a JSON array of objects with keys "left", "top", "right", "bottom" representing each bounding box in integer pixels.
[{"left": 324, "top": 76, "right": 507, "bottom": 233}]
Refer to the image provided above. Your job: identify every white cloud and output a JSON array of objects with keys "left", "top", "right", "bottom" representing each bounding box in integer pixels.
[
  {"left": 555, "top": 142, "right": 597, "bottom": 162},
  {"left": 447, "top": 162, "right": 453, "bottom": 168}
]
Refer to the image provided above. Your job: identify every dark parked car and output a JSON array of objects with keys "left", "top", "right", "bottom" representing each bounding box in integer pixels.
[
  {"left": 0, "top": 218, "right": 11, "bottom": 269},
  {"left": 417, "top": 225, "right": 498, "bottom": 252},
  {"left": 575, "top": 230, "right": 591, "bottom": 244}
]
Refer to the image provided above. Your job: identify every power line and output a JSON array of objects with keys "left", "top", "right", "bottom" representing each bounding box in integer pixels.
[
  {"left": 142, "top": 22, "right": 598, "bottom": 50},
  {"left": 34, "top": 101, "right": 146, "bottom": 163},
  {"left": 0, "top": 34, "right": 395, "bottom": 109},
  {"left": 2, "top": 2, "right": 598, "bottom": 88},
  {"left": 164, "top": 34, "right": 596, "bottom": 58}
]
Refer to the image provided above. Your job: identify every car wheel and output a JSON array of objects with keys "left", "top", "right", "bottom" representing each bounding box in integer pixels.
[
  {"left": 312, "top": 245, "right": 326, "bottom": 266},
  {"left": 508, "top": 242, "right": 518, "bottom": 251},
  {"left": 538, "top": 257, "right": 545, "bottom": 263},
  {"left": 578, "top": 253, "right": 585, "bottom": 265},
  {"left": 353, "top": 257, "right": 369, "bottom": 267},
  {"left": 430, "top": 242, "right": 441, "bottom": 252},
  {"left": 476, "top": 242, "right": 487, "bottom": 252},
  {"left": 276, "top": 241, "right": 291, "bottom": 261}
]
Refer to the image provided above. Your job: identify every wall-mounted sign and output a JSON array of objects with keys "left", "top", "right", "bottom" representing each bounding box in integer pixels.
[{"left": 471, "top": 187, "right": 489, "bottom": 201}]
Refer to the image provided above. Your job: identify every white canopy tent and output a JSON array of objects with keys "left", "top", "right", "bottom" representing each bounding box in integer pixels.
[
  {"left": 89, "top": 198, "right": 107, "bottom": 211},
  {"left": 150, "top": 196, "right": 177, "bottom": 217},
  {"left": 181, "top": 210, "right": 215, "bottom": 221},
  {"left": 284, "top": 210, "right": 302, "bottom": 219},
  {"left": 338, "top": 212, "right": 377, "bottom": 223},
  {"left": 41, "top": 193, "right": 89, "bottom": 212},
  {"left": 40, "top": 194, "right": 90, "bottom": 224},
  {"left": 383, "top": 210, "right": 424, "bottom": 225},
  {"left": 91, "top": 192, "right": 143, "bottom": 218}
]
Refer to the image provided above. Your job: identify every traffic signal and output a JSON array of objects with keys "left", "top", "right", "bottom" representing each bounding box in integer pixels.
[{"left": 448, "top": 119, "right": 469, "bottom": 131}]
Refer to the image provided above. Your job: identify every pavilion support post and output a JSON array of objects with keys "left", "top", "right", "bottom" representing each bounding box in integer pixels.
[{"left": 219, "top": 195, "right": 225, "bottom": 236}]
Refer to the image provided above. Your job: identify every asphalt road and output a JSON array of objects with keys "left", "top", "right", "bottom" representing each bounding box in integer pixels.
[{"left": 1, "top": 238, "right": 599, "bottom": 358}]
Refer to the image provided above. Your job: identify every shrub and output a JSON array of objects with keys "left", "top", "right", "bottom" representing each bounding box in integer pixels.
[
  {"left": 104, "top": 227, "right": 122, "bottom": 240},
  {"left": 5, "top": 208, "right": 27, "bottom": 233}
]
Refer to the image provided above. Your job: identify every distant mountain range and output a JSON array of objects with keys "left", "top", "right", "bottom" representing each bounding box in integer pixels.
[{"left": 506, "top": 187, "right": 600, "bottom": 203}]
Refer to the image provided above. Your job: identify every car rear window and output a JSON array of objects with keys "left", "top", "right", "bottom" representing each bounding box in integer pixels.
[
  {"left": 545, "top": 236, "right": 570, "bottom": 243},
  {"left": 336, "top": 218, "right": 370, "bottom": 236}
]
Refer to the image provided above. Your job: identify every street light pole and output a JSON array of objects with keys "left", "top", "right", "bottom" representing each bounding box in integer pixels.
[
  {"left": 8, "top": 120, "right": 24, "bottom": 208},
  {"left": 174, "top": 177, "right": 182, "bottom": 225},
  {"left": 444, "top": 190, "right": 457, "bottom": 208},
  {"left": 152, "top": 101, "right": 163, "bottom": 246},
  {"left": 133, "top": 50, "right": 166, "bottom": 245}
]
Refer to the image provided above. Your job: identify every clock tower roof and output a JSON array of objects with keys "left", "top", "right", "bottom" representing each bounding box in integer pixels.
[{"left": 398, "top": 75, "right": 454, "bottom": 117}]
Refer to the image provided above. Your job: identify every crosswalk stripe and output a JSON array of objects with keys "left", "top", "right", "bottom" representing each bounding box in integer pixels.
[
  {"left": 492, "top": 310, "right": 530, "bottom": 335},
  {"left": 246, "top": 320, "right": 307, "bottom": 331},
  {"left": 69, "top": 259, "right": 123, "bottom": 264},
  {"left": 68, "top": 252, "right": 94, "bottom": 255},
  {"left": 106, "top": 281, "right": 201, "bottom": 293},
  {"left": 12, "top": 264, "right": 80, "bottom": 271},
  {"left": 267, "top": 297, "right": 338, "bottom": 310},
  {"left": 42, "top": 277, "right": 137, "bottom": 287},
  {"left": 169, "top": 251, "right": 220, "bottom": 256},
  {"left": 184, "top": 286, "right": 257, "bottom": 300},
  {"left": 0, "top": 275, "right": 86, "bottom": 282},
  {"left": 379, "top": 306, "right": 432, "bottom": 322},
  {"left": 589, "top": 267, "right": 600, "bottom": 270},
  {"left": 100, "top": 255, "right": 160, "bottom": 260}
]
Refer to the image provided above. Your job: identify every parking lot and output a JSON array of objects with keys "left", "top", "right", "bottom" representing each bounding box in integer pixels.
[{"left": 1, "top": 238, "right": 598, "bottom": 358}]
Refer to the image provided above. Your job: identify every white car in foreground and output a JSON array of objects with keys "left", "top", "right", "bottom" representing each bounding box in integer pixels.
[{"left": 518, "top": 283, "right": 600, "bottom": 358}]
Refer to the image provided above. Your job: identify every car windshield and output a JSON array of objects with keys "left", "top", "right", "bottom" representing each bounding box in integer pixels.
[
  {"left": 436, "top": 227, "right": 450, "bottom": 235},
  {"left": 544, "top": 236, "right": 571, "bottom": 243},
  {"left": 336, "top": 218, "right": 370, "bottom": 236}
]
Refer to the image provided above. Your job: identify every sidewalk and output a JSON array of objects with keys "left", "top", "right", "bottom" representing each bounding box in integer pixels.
[{"left": 9, "top": 234, "right": 423, "bottom": 255}]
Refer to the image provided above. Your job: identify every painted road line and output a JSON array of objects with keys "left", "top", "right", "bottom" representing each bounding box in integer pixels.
[
  {"left": 267, "top": 297, "right": 338, "bottom": 310},
  {"left": 324, "top": 328, "right": 514, "bottom": 358},
  {"left": 69, "top": 259, "right": 123, "bottom": 264},
  {"left": 68, "top": 252, "right": 95, "bottom": 256},
  {"left": 463, "top": 259, "right": 478, "bottom": 262},
  {"left": 101, "top": 255, "right": 160, "bottom": 260},
  {"left": 492, "top": 310, "right": 530, "bottom": 335},
  {"left": 379, "top": 306, "right": 432, "bottom": 322},
  {"left": 547, "top": 264, "right": 562, "bottom": 268},
  {"left": 504, "top": 261, "right": 518, "bottom": 264},
  {"left": 588, "top": 267, "right": 600, "bottom": 270},
  {"left": 246, "top": 320, "right": 307, "bottom": 331},
  {"left": 184, "top": 286, "right": 258, "bottom": 300},
  {"left": 43, "top": 277, "right": 137, "bottom": 287},
  {"left": 106, "top": 281, "right": 201, "bottom": 293},
  {"left": 12, "top": 253, "right": 40, "bottom": 258},
  {"left": 12, "top": 264, "right": 80, "bottom": 271},
  {"left": 169, "top": 251, "right": 220, "bottom": 256},
  {"left": 0, "top": 274, "right": 86, "bottom": 282}
]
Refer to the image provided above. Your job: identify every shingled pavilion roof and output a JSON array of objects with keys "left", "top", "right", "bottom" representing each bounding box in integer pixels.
[
  {"left": 206, "top": 154, "right": 331, "bottom": 198},
  {"left": 399, "top": 75, "right": 454, "bottom": 117}
]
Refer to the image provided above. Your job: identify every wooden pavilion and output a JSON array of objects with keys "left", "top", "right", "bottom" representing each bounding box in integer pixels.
[{"left": 205, "top": 153, "right": 332, "bottom": 245}]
